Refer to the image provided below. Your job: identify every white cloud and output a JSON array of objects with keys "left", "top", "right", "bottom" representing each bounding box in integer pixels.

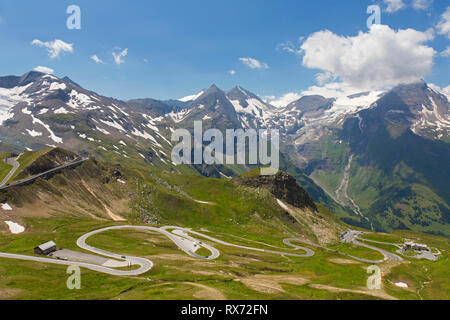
[
  {"left": 143, "top": 58, "right": 149, "bottom": 63},
  {"left": 239, "top": 57, "right": 269, "bottom": 69},
  {"left": 383, "top": 0, "right": 406, "bottom": 13},
  {"left": 428, "top": 83, "right": 450, "bottom": 101},
  {"left": 265, "top": 92, "right": 302, "bottom": 108},
  {"left": 299, "top": 81, "right": 386, "bottom": 113},
  {"left": 91, "top": 54, "right": 105, "bottom": 64},
  {"left": 439, "top": 86, "right": 450, "bottom": 101},
  {"left": 301, "top": 82, "right": 373, "bottom": 99},
  {"left": 441, "top": 46, "right": 450, "bottom": 57},
  {"left": 299, "top": 25, "right": 435, "bottom": 90},
  {"left": 262, "top": 95, "right": 275, "bottom": 102},
  {"left": 113, "top": 48, "right": 128, "bottom": 65},
  {"left": 412, "top": 0, "right": 433, "bottom": 11},
  {"left": 33, "top": 66, "right": 54, "bottom": 74},
  {"left": 228, "top": 69, "right": 236, "bottom": 75},
  {"left": 31, "top": 39, "right": 73, "bottom": 59},
  {"left": 437, "top": 6, "right": 450, "bottom": 38},
  {"left": 276, "top": 41, "right": 295, "bottom": 53},
  {"left": 316, "top": 72, "right": 336, "bottom": 85}
]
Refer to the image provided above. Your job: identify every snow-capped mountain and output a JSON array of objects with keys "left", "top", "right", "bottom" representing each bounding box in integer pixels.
[
  {"left": 168, "top": 85, "right": 276, "bottom": 130},
  {"left": 225, "top": 86, "right": 276, "bottom": 129},
  {"left": 181, "top": 84, "right": 242, "bottom": 129},
  {"left": 1, "top": 71, "right": 449, "bottom": 236},
  {"left": 1, "top": 72, "right": 449, "bottom": 164},
  {"left": 342, "top": 81, "right": 450, "bottom": 143},
  {"left": 0, "top": 71, "right": 175, "bottom": 165},
  {"left": 271, "top": 82, "right": 449, "bottom": 159},
  {"left": 178, "top": 91, "right": 204, "bottom": 103},
  {"left": 386, "top": 81, "right": 450, "bottom": 140},
  {"left": 164, "top": 85, "right": 242, "bottom": 130}
]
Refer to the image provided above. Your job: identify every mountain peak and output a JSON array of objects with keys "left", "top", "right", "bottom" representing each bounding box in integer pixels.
[
  {"left": 359, "top": 79, "right": 450, "bottom": 140},
  {"left": 390, "top": 80, "right": 428, "bottom": 93},
  {"left": 286, "top": 95, "right": 335, "bottom": 112},
  {"left": 226, "top": 85, "right": 261, "bottom": 101},
  {"left": 206, "top": 84, "right": 221, "bottom": 92},
  {"left": 19, "top": 71, "right": 46, "bottom": 86},
  {"left": 61, "top": 76, "right": 81, "bottom": 88},
  {"left": 196, "top": 84, "right": 224, "bottom": 98}
]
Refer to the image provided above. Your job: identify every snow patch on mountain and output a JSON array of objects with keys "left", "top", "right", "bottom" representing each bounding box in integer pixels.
[
  {"left": 67, "top": 90, "right": 94, "bottom": 109},
  {"left": 411, "top": 97, "right": 450, "bottom": 138},
  {"left": 131, "top": 128, "right": 161, "bottom": 147},
  {"left": 95, "top": 126, "right": 111, "bottom": 135},
  {"left": 178, "top": 91, "right": 204, "bottom": 102},
  {"left": 100, "top": 119, "right": 126, "bottom": 132},
  {"left": 0, "top": 83, "right": 33, "bottom": 125},
  {"left": 49, "top": 82, "right": 67, "bottom": 91},
  {"left": 54, "top": 107, "right": 71, "bottom": 114},
  {"left": 26, "top": 129, "right": 42, "bottom": 137},
  {"left": 1, "top": 203, "right": 13, "bottom": 211},
  {"left": 4, "top": 221, "right": 24, "bottom": 234},
  {"left": 167, "top": 109, "right": 192, "bottom": 123},
  {"left": 30, "top": 114, "right": 63, "bottom": 144},
  {"left": 324, "top": 90, "right": 384, "bottom": 120}
]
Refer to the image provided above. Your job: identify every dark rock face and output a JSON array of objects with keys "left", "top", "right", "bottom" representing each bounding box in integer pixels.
[
  {"left": 0, "top": 72, "right": 45, "bottom": 88},
  {"left": 127, "top": 98, "right": 174, "bottom": 115},
  {"left": 184, "top": 84, "right": 242, "bottom": 131},
  {"left": 21, "top": 148, "right": 78, "bottom": 177},
  {"left": 235, "top": 171, "right": 317, "bottom": 211}
]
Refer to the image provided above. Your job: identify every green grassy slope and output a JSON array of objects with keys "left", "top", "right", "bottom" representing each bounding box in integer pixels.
[
  {"left": 0, "top": 149, "right": 448, "bottom": 300},
  {"left": 307, "top": 125, "right": 450, "bottom": 237},
  {"left": 8, "top": 148, "right": 53, "bottom": 182},
  {"left": 0, "top": 153, "right": 13, "bottom": 182}
]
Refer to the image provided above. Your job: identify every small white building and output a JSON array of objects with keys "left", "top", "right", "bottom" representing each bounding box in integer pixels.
[
  {"left": 34, "top": 241, "right": 57, "bottom": 255},
  {"left": 404, "top": 241, "right": 429, "bottom": 252}
]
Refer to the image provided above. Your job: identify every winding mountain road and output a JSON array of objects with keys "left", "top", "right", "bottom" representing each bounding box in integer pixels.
[
  {"left": 0, "top": 225, "right": 404, "bottom": 277},
  {"left": 0, "top": 156, "right": 20, "bottom": 187},
  {"left": 0, "top": 158, "right": 88, "bottom": 190},
  {"left": 162, "top": 226, "right": 315, "bottom": 258},
  {"left": 0, "top": 225, "right": 315, "bottom": 276},
  {"left": 342, "top": 230, "right": 403, "bottom": 262}
]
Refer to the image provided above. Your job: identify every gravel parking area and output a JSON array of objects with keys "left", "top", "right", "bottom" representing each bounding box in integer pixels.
[{"left": 50, "top": 249, "right": 109, "bottom": 265}]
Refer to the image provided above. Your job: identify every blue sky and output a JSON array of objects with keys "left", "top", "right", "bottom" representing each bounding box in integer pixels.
[{"left": 0, "top": 0, "right": 448, "bottom": 102}]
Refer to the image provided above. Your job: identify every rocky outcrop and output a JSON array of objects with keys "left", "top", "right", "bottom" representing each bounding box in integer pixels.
[
  {"left": 19, "top": 148, "right": 78, "bottom": 177},
  {"left": 235, "top": 171, "right": 317, "bottom": 211}
]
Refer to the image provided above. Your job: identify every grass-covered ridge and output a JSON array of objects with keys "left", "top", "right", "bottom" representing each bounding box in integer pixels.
[
  {"left": 8, "top": 148, "right": 53, "bottom": 183},
  {"left": 0, "top": 152, "right": 14, "bottom": 183},
  {"left": 0, "top": 148, "right": 448, "bottom": 300}
]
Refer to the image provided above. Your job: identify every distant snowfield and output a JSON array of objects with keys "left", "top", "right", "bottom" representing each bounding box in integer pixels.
[
  {"left": 0, "top": 83, "right": 33, "bottom": 125},
  {"left": 49, "top": 82, "right": 66, "bottom": 91},
  {"left": 193, "top": 199, "right": 214, "bottom": 205},
  {"left": 30, "top": 114, "right": 63, "bottom": 144},
  {"left": 4, "top": 221, "right": 25, "bottom": 234},
  {"left": 178, "top": 91, "right": 204, "bottom": 102},
  {"left": 395, "top": 282, "right": 409, "bottom": 288},
  {"left": 276, "top": 199, "right": 290, "bottom": 211},
  {"left": 26, "top": 129, "right": 42, "bottom": 137},
  {"left": 1, "top": 203, "right": 12, "bottom": 211}
]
